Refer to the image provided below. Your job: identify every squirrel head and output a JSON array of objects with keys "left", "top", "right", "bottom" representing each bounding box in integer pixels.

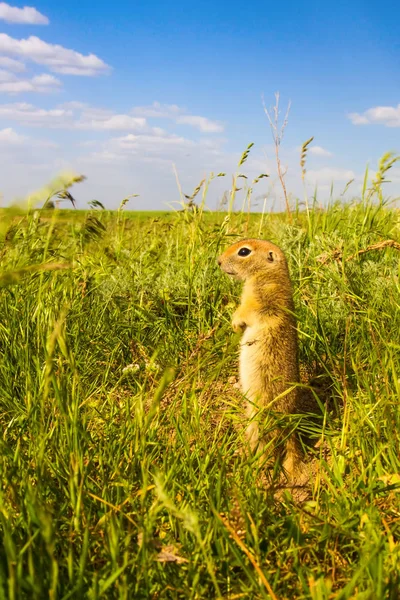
[{"left": 217, "top": 238, "right": 288, "bottom": 281}]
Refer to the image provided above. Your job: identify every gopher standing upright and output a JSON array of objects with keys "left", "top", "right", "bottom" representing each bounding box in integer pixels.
[{"left": 218, "top": 238, "right": 304, "bottom": 478}]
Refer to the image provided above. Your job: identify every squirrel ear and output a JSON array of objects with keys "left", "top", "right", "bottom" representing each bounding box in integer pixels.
[{"left": 267, "top": 251, "right": 275, "bottom": 262}]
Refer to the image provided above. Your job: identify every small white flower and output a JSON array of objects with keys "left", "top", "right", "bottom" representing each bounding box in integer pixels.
[{"left": 122, "top": 363, "right": 140, "bottom": 373}]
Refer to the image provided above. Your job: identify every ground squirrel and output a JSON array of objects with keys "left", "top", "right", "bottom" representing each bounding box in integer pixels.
[{"left": 218, "top": 238, "right": 305, "bottom": 479}]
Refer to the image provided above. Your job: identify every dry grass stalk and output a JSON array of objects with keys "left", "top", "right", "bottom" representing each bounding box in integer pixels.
[
  {"left": 218, "top": 513, "right": 279, "bottom": 600},
  {"left": 316, "top": 239, "right": 400, "bottom": 265},
  {"left": 263, "top": 92, "right": 292, "bottom": 222}
]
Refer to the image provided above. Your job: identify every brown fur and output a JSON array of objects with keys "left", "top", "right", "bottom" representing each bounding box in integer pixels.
[{"left": 218, "top": 238, "right": 306, "bottom": 480}]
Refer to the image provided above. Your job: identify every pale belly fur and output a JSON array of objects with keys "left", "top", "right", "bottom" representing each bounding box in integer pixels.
[
  {"left": 239, "top": 324, "right": 268, "bottom": 448},
  {"left": 239, "top": 325, "right": 270, "bottom": 406}
]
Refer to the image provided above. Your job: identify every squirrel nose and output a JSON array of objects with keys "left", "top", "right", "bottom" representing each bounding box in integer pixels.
[{"left": 217, "top": 257, "right": 222, "bottom": 266}]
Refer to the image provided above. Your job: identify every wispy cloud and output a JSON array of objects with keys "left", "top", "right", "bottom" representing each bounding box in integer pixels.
[
  {"left": 309, "top": 145, "right": 332, "bottom": 157},
  {"left": 77, "top": 113, "right": 147, "bottom": 132},
  {"left": 306, "top": 167, "right": 355, "bottom": 184},
  {"left": 0, "top": 126, "right": 56, "bottom": 148},
  {"left": 0, "top": 98, "right": 229, "bottom": 207},
  {"left": 0, "top": 101, "right": 153, "bottom": 130},
  {"left": 175, "top": 115, "right": 223, "bottom": 133},
  {"left": 296, "top": 144, "right": 333, "bottom": 157},
  {"left": 132, "top": 101, "right": 224, "bottom": 133},
  {"left": 0, "top": 2, "right": 49, "bottom": 25},
  {"left": 132, "top": 102, "right": 182, "bottom": 119},
  {"left": 116, "top": 132, "right": 194, "bottom": 152},
  {"left": 348, "top": 104, "right": 400, "bottom": 128},
  {"left": 0, "top": 102, "right": 73, "bottom": 127},
  {"left": 0, "top": 126, "right": 26, "bottom": 144},
  {"left": 0, "top": 56, "right": 26, "bottom": 72},
  {"left": 83, "top": 132, "right": 196, "bottom": 164},
  {"left": 0, "top": 100, "right": 224, "bottom": 137},
  {"left": 0, "top": 70, "right": 61, "bottom": 93},
  {"left": 0, "top": 34, "right": 109, "bottom": 76},
  {"left": 348, "top": 113, "right": 370, "bottom": 125}
]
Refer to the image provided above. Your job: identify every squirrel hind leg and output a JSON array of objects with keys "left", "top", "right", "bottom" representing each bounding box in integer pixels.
[
  {"left": 281, "top": 434, "right": 309, "bottom": 485},
  {"left": 244, "top": 420, "right": 260, "bottom": 452}
]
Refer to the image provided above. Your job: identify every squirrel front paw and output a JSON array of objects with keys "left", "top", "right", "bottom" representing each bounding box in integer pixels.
[{"left": 232, "top": 314, "right": 246, "bottom": 333}]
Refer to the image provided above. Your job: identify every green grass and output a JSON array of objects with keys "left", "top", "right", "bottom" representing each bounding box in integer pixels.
[{"left": 1, "top": 196, "right": 400, "bottom": 599}]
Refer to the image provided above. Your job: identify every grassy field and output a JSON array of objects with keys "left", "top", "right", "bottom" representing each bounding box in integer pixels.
[{"left": 1, "top": 189, "right": 400, "bottom": 598}]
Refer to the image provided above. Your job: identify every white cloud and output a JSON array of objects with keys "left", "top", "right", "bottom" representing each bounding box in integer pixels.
[
  {"left": 244, "top": 155, "right": 272, "bottom": 175},
  {"left": 175, "top": 114, "right": 224, "bottom": 133},
  {"left": 61, "top": 105, "right": 148, "bottom": 132},
  {"left": 84, "top": 132, "right": 195, "bottom": 163},
  {"left": 306, "top": 167, "right": 355, "bottom": 184},
  {"left": 0, "top": 56, "right": 26, "bottom": 72},
  {"left": 309, "top": 145, "right": 332, "bottom": 157},
  {"left": 117, "top": 132, "right": 194, "bottom": 150},
  {"left": 0, "top": 70, "right": 61, "bottom": 93},
  {"left": 0, "top": 126, "right": 56, "bottom": 150},
  {"left": 348, "top": 104, "right": 400, "bottom": 128},
  {"left": 83, "top": 149, "right": 123, "bottom": 164},
  {"left": 0, "top": 100, "right": 162, "bottom": 132},
  {"left": 81, "top": 131, "right": 200, "bottom": 168},
  {"left": 296, "top": 144, "right": 332, "bottom": 157},
  {"left": 66, "top": 103, "right": 113, "bottom": 119},
  {"left": 348, "top": 113, "right": 369, "bottom": 125},
  {"left": 31, "top": 73, "right": 60, "bottom": 86},
  {"left": 76, "top": 114, "right": 147, "bottom": 131},
  {"left": 0, "top": 102, "right": 72, "bottom": 126},
  {"left": 0, "top": 99, "right": 224, "bottom": 138},
  {"left": 0, "top": 68, "right": 13, "bottom": 81},
  {"left": 132, "top": 100, "right": 223, "bottom": 133},
  {"left": 0, "top": 126, "right": 25, "bottom": 144},
  {"left": 132, "top": 101, "right": 183, "bottom": 118},
  {"left": 59, "top": 101, "right": 90, "bottom": 110},
  {"left": 0, "top": 34, "right": 109, "bottom": 76},
  {"left": 0, "top": 2, "right": 48, "bottom": 24}
]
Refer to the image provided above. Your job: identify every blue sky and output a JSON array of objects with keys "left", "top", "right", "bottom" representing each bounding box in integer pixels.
[{"left": 0, "top": 0, "right": 399, "bottom": 209}]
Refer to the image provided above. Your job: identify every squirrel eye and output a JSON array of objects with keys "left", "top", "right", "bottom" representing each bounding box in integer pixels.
[{"left": 238, "top": 247, "right": 251, "bottom": 257}]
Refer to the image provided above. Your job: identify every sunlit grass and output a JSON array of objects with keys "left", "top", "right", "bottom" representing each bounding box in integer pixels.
[{"left": 1, "top": 171, "right": 400, "bottom": 598}]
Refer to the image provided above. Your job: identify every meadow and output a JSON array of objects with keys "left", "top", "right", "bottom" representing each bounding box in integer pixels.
[{"left": 1, "top": 161, "right": 400, "bottom": 599}]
